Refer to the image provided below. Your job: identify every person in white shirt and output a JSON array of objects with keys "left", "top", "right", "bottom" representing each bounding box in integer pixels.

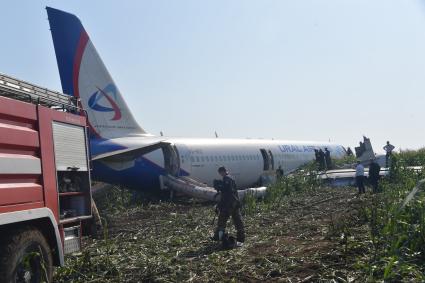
[
  {"left": 355, "top": 161, "right": 365, "bottom": 194},
  {"left": 383, "top": 141, "right": 395, "bottom": 167}
]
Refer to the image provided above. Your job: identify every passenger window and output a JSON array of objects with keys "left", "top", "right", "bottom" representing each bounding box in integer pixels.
[
  {"left": 190, "top": 157, "right": 194, "bottom": 162},
  {"left": 206, "top": 156, "right": 209, "bottom": 162},
  {"left": 201, "top": 156, "right": 205, "bottom": 162},
  {"left": 196, "top": 156, "right": 200, "bottom": 162}
]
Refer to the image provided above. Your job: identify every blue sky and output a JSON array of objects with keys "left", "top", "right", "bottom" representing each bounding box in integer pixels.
[{"left": 2, "top": 1, "right": 425, "bottom": 152}]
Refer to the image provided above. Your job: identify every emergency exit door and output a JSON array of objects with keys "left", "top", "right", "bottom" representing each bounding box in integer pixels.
[{"left": 260, "top": 149, "right": 275, "bottom": 171}]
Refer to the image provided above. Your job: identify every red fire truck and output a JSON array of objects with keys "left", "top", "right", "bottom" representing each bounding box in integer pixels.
[{"left": 0, "top": 73, "right": 92, "bottom": 282}]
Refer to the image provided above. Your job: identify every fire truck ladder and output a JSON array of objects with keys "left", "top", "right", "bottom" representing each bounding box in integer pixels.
[{"left": 0, "top": 73, "right": 78, "bottom": 111}]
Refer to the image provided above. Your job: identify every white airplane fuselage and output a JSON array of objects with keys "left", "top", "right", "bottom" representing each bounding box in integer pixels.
[{"left": 92, "top": 136, "right": 346, "bottom": 189}]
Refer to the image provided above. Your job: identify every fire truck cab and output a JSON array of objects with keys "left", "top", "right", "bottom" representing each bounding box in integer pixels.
[{"left": 0, "top": 73, "right": 93, "bottom": 282}]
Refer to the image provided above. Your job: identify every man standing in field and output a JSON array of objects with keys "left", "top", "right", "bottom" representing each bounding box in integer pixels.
[
  {"left": 324, "top": 148, "right": 332, "bottom": 170},
  {"left": 383, "top": 141, "right": 395, "bottom": 167},
  {"left": 276, "top": 165, "right": 284, "bottom": 180},
  {"left": 213, "top": 166, "right": 245, "bottom": 245},
  {"left": 318, "top": 149, "right": 325, "bottom": 170},
  {"left": 355, "top": 161, "right": 365, "bottom": 194},
  {"left": 368, "top": 158, "right": 381, "bottom": 193}
]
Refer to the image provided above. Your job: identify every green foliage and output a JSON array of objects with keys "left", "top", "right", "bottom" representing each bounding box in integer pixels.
[
  {"left": 333, "top": 154, "right": 357, "bottom": 168},
  {"left": 243, "top": 162, "right": 322, "bottom": 215},
  {"left": 357, "top": 149, "right": 425, "bottom": 281},
  {"left": 93, "top": 185, "right": 132, "bottom": 214},
  {"left": 396, "top": 147, "right": 425, "bottom": 167}
]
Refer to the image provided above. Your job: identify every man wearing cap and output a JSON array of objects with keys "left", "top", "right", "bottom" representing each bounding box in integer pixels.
[{"left": 213, "top": 166, "right": 245, "bottom": 244}]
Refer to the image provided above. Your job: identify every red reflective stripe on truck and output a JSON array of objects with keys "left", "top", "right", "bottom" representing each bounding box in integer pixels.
[
  {"left": 0, "top": 201, "right": 44, "bottom": 214},
  {"left": 0, "top": 96, "right": 37, "bottom": 121},
  {"left": 0, "top": 123, "right": 39, "bottom": 148},
  {"left": 0, "top": 183, "right": 43, "bottom": 206}
]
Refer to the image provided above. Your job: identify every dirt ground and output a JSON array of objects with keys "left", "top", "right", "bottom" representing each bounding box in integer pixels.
[{"left": 55, "top": 187, "right": 371, "bottom": 282}]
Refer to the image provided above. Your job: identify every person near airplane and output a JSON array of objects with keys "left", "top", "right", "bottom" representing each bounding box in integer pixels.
[
  {"left": 383, "top": 141, "right": 395, "bottom": 167},
  {"left": 318, "top": 149, "right": 325, "bottom": 170},
  {"left": 368, "top": 158, "right": 381, "bottom": 193},
  {"left": 212, "top": 166, "right": 245, "bottom": 244},
  {"left": 355, "top": 161, "right": 365, "bottom": 194},
  {"left": 276, "top": 165, "right": 284, "bottom": 180},
  {"left": 324, "top": 148, "right": 332, "bottom": 170}
]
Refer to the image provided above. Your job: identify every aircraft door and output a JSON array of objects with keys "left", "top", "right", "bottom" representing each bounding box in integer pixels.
[
  {"left": 162, "top": 144, "right": 180, "bottom": 176},
  {"left": 175, "top": 144, "right": 191, "bottom": 176},
  {"left": 260, "top": 149, "right": 270, "bottom": 171},
  {"left": 268, "top": 150, "right": 275, "bottom": 170}
]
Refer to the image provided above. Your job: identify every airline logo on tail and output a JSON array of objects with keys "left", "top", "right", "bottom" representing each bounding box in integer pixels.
[{"left": 88, "top": 84, "right": 122, "bottom": 121}]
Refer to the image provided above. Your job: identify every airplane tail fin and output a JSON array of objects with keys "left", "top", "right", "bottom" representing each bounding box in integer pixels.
[{"left": 46, "top": 7, "right": 149, "bottom": 139}]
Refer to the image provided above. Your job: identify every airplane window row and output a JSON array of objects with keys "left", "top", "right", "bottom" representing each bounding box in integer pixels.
[{"left": 190, "top": 154, "right": 260, "bottom": 163}]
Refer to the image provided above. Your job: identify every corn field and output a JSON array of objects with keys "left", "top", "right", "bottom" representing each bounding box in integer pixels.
[{"left": 55, "top": 151, "right": 425, "bottom": 282}]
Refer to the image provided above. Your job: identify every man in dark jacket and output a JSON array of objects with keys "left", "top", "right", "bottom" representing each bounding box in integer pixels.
[
  {"left": 324, "top": 148, "right": 332, "bottom": 170},
  {"left": 368, "top": 158, "right": 381, "bottom": 193},
  {"left": 318, "top": 149, "right": 325, "bottom": 170},
  {"left": 213, "top": 166, "right": 245, "bottom": 244},
  {"left": 276, "top": 165, "right": 284, "bottom": 180}
]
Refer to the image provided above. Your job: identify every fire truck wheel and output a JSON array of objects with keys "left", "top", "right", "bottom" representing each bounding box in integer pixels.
[{"left": 0, "top": 227, "right": 53, "bottom": 283}]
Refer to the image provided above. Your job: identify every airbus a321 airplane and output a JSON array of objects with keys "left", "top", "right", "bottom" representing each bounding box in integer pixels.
[{"left": 46, "top": 7, "right": 346, "bottom": 190}]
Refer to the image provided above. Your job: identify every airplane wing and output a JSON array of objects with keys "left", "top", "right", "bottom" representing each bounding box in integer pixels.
[{"left": 91, "top": 137, "right": 169, "bottom": 162}]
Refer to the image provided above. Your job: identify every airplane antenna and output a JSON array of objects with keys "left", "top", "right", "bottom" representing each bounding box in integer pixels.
[
  {"left": 160, "top": 131, "right": 164, "bottom": 137},
  {"left": 215, "top": 131, "right": 218, "bottom": 138}
]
